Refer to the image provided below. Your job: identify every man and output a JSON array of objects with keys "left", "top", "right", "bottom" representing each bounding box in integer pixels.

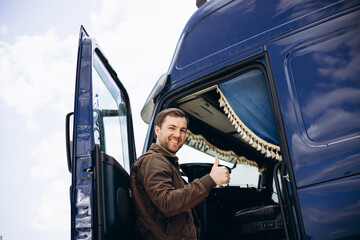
[{"left": 130, "top": 108, "right": 230, "bottom": 240}]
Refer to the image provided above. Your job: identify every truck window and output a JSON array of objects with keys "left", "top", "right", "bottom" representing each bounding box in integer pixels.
[
  {"left": 92, "top": 51, "right": 129, "bottom": 169},
  {"left": 289, "top": 26, "right": 360, "bottom": 142}
]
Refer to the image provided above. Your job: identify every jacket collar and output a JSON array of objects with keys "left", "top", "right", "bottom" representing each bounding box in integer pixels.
[{"left": 150, "top": 143, "right": 179, "bottom": 165}]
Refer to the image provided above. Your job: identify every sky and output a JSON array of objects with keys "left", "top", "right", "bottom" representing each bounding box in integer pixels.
[{"left": 0, "top": 0, "right": 196, "bottom": 239}]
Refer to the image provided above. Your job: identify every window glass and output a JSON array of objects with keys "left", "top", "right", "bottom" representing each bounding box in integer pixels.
[
  {"left": 272, "top": 176, "right": 279, "bottom": 203},
  {"left": 290, "top": 27, "right": 360, "bottom": 141},
  {"left": 92, "top": 52, "right": 129, "bottom": 170}
]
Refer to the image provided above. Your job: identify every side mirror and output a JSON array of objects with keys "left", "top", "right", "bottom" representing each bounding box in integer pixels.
[
  {"left": 140, "top": 73, "right": 168, "bottom": 124},
  {"left": 65, "top": 112, "right": 74, "bottom": 172}
]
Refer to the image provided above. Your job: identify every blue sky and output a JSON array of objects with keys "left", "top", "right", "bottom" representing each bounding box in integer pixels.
[{"left": 0, "top": 1, "right": 195, "bottom": 239}]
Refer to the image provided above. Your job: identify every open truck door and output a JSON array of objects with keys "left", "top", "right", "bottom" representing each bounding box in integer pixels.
[{"left": 66, "top": 26, "right": 136, "bottom": 240}]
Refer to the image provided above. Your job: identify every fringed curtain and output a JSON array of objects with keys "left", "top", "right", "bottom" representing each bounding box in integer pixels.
[
  {"left": 217, "top": 69, "right": 282, "bottom": 160},
  {"left": 185, "top": 129, "right": 266, "bottom": 173}
]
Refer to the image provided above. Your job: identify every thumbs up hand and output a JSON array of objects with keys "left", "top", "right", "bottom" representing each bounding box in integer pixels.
[{"left": 210, "top": 157, "right": 230, "bottom": 185}]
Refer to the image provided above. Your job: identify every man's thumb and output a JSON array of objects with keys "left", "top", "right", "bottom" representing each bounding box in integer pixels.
[{"left": 214, "top": 157, "right": 219, "bottom": 167}]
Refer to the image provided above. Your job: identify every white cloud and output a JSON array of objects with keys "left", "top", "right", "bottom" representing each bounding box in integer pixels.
[
  {"left": 89, "top": 0, "right": 195, "bottom": 82},
  {"left": 30, "top": 179, "right": 70, "bottom": 231},
  {"left": 30, "top": 132, "right": 68, "bottom": 180},
  {"left": 90, "top": 0, "right": 122, "bottom": 29},
  {"left": 29, "top": 132, "right": 70, "bottom": 231},
  {"left": 0, "top": 25, "right": 76, "bottom": 238},
  {"left": 0, "top": 24, "right": 8, "bottom": 35},
  {"left": 0, "top": 29, "right": 76, "bottom": 132}
]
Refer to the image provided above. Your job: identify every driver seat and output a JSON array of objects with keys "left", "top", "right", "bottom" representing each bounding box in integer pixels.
[{"left": 232, "top": 203, "right": 284, "bottom": 239}]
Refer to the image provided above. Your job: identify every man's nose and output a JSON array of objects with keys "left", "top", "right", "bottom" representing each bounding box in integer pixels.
[{"left": 173, "top": 129, "right": 181, "bottom": 137}]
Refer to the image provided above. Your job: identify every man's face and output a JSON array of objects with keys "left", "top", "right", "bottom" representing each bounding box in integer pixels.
[{"left": 155, "top": 115, "right": 187, "bottom": 154}]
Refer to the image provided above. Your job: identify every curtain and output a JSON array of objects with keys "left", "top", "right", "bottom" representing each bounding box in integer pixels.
[{"left": 217, "top": 69, "right": 281, "bottom": 160}]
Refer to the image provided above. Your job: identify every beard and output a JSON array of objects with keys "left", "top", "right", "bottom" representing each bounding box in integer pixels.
[{"left": 158, "top": 138, "right": 184, "bottom": 154}]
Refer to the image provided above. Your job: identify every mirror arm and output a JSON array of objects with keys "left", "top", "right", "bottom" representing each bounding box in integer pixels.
[{"left": 66, "top": 112, "right": 74, "bottom": 173}]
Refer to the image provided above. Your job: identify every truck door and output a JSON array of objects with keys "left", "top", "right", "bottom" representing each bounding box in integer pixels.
[
  {"left": 68, "top": 26, "right": 136, "bottom": 240},
  {"left": 266, "top": 8, "right": 360, "bottom": 239}
]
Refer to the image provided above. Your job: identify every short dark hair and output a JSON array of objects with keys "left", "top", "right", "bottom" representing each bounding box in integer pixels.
[{"left": 154, "top": 108, "right": 189, "bottom": 129}]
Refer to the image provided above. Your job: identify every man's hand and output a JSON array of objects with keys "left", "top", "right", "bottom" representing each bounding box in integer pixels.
[{"left": 209, "top": 157, "right": 230, "bottom": 185}]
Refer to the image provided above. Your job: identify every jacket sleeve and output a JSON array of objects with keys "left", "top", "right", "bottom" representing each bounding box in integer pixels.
[{"left": 138, "top": 154, "right": 216, "bottom": 217}]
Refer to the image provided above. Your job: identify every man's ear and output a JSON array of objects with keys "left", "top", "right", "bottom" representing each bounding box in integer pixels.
[{"left": 154, "top": 125, "right": 160, "bottom": 138}]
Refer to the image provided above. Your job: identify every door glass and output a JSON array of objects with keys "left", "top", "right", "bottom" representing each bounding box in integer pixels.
[{"left": 92, "top": 51, "right": 129, "bottom": 170}]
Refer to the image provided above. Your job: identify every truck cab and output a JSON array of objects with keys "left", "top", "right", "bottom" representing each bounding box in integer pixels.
[{"left": 67, "top": 0, "right": 360, "bottom": 239}]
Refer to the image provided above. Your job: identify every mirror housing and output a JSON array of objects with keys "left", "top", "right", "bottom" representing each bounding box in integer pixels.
[
  {"left": 140, "top": 73, "right": 169, "bottom": 123},
  {"left": 196, "top": 0, "right": 207, "bottom": 8}
]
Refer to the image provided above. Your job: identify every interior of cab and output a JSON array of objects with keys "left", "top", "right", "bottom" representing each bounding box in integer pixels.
[{"left": 169, "top": 68, "right": 286, "bottom": 240}]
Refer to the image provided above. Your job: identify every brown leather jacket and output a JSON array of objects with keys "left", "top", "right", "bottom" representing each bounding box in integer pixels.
[{"left": 130, "top": 143, "right": 216, "bottom": 240}]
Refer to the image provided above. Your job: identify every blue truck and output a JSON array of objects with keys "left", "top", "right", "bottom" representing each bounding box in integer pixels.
[{"left": 66, "top": 0, "right": 360, "bottom": 239}]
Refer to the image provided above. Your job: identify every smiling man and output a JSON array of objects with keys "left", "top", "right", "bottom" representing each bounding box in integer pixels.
[{"left": 130, "top": 108, "right": 230, "bottom": 240}]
